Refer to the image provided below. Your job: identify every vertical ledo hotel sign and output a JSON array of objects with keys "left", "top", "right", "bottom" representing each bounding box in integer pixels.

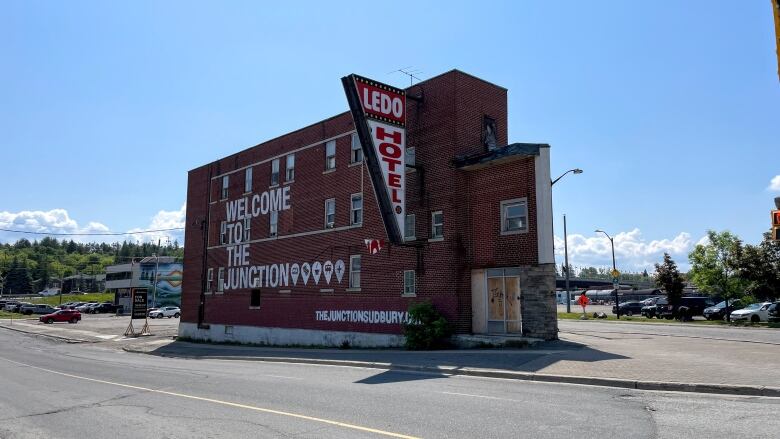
[{"left": 342, "top": 74, "right": 406, "bottom": 244}]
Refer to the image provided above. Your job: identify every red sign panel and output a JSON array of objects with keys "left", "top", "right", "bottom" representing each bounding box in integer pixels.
[
  {"left": 355, "top": 77, "right": 405, "bottom": 125},
  {"left": 773, "top": 210, "right": 780, "bottom": 227}
]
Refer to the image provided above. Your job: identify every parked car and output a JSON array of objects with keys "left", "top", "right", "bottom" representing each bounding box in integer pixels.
[
  {"left": 3, "top": 301, "right": 21, "bottom": 312},
  {"left": 7, "top": 302, "right": 32, "bottom": 313},
  {"left": 612, "top": 301, "right": 644, "bottom": 317},
  {"left": 768, "top": 302, "right": 780, "bottom": 323},
  {"left": 148, "top": 306, "right": 181, "bottom": 319},
  {"left": 657, "top": 296, "right": 716, "bottom": 320},
  {"left": 39, "top": 309, "right": 81, "bottom": 324},
  {"left": 642, "top": 297, "right": 667, "bottom": 318},
  {"left": 703, "top": 299, "right": 743, "bottom": 320},
  {"left": 63, "top": 302, "right": 86, "bottom": 310},
  {"left": 19, "top": 304, "right": 58, "bottom": 315},
  {"left": 56, "top": 302, "right": 76, "bottom": 310},
  {"left": 90, "top": 302, "right": 117, "bottom": 314},
  {"left": 730, "top": 302, "right": 773, "bottom": 323},
  {"left": 76, "top": 302, "right": 99, "bottom": 313},
  {"left": 641, "top": 296, "right": 662, "bottom": 306}
]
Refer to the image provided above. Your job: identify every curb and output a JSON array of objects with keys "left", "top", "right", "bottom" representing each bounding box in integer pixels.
[
  {"left": 0, "top": 324, "right": 90, "bottom": 344},
  {"left": 122, "top": 346, "right": 780, "bottom": 398}
]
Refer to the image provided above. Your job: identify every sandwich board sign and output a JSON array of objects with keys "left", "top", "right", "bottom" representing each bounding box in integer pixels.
[{"left": 125, "top": 287, "right": 150, "bottom": 336}]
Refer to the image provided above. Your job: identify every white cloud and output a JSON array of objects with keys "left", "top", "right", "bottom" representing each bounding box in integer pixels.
[
  {"left": 0, "top": 205, "right": 185, "bottom": 245},
  {"left": 555, "top": 228, "right": 694, "bottom": 272},
  {"left": 0, "top": 209, "right": 110, "bottom": 243},
  {"left": 124, "top": 203, "right": 186, "bottom": 244},
  {"left": 769, "top": 175, "right": 780, "bottom": 192}
]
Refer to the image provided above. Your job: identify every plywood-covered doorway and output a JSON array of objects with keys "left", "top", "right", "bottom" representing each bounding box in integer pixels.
[{"left": 486, "top": 268, "right": 522, "bottom": 333}]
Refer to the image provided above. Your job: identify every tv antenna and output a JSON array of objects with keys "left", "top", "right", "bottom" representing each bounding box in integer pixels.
[{"left": 389, "top": 67, "right": 423, "bottom": 86}]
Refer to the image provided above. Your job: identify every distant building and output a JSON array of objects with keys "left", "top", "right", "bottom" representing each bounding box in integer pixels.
[
  {"left": 62, "top": 274, "right": 105, "bottom": 295},
  {"left": 105, "top": 257, "right": 182, "bottom": 310}
]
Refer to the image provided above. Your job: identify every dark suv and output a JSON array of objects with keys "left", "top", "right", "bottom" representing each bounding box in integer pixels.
[
  {"left": 90, "top": 302, "right": 117, "bottom": 313},
  {"left": 658, "top": 296, "right": 715, "bottom": 320},
  {"left": 612, "top": 301, "right": 644, "bottom": 317},
  {"left": 642, "top": 297, "right": 667, "bottom": 318},
  {"left": 703, "top": 299, "right": 743, "bottom": 320},
  {"left": 768, "top": 302, "right": 780, "bottom": 323}
]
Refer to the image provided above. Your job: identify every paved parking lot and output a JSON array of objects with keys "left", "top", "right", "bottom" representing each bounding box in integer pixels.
[{"left": 0, "top": 313, "right": 179, "bottom": 343}]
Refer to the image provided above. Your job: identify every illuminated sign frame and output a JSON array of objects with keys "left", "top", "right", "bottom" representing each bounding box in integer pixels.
[{"left": 342, "top": 74, "right": 406, "bottom": 244}]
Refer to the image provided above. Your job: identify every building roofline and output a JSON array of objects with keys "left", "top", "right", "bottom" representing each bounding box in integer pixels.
[
  {"left": 190, "top": 111, "right": 352, "bottom": 174},
  {"left": 190, "top": 69, "right": 507, "bottom": 174},
  {"left": 453, "top": 142, "right": 550, "bottom": 170},
  {"left": 407, "top": 69, "right": 508, "bottom": 92}
]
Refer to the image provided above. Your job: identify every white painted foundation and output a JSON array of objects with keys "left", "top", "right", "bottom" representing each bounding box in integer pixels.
[{"left": 179, "top": 322, "right": 405, "bottom": 348}]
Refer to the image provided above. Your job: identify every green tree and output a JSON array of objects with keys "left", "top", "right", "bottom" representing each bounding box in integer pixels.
[
  {"left": 688, "top": 230, "right": 744, "bottom": 320},
  {"left": 655, "top": 253, "right": 684, "bottom": 307},
  {"left": 5, "top": 257, "right": 33, "bottom": 295},
  {"left": 735, "top": 232, "right": 780, "bottom": 301}
]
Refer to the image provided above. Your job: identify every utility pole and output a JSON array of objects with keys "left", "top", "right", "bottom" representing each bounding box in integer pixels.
[
  {"left": 564, "top": 214, "right": 572, "bottom": 313},
  {"left": 596, "top": 229, "right": 619, "bottom": 319},
  {"left": 152, "top": 253, "right": 160, "bottom": 309}
]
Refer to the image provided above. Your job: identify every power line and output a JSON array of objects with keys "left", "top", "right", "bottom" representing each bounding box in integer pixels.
[{"left": 0, "top": 227, "right": 184, "bottom": 237}]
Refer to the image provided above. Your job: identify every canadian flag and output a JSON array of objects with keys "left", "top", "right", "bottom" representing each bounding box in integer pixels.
[{"left": 364, "top": 239, "right": 385, "bottom": 255}]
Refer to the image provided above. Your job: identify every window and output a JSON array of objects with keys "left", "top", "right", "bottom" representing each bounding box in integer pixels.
[
  {"left": 351, "top": 194, "right": 363, "bottom": 225},
  {"left": 220, "top": 221, "right": 227, "bottom": 245},
  {"left": 324, "top": 198, "right": 335, "bottom": 228},
  {"left": 217, "top": 268, "right": 225, "bottom": 293},
  {"left": 349, "top": 255, "right": 361, "bottom": 288},
  {"left": 221, "top": 176, "right": 229, "bottom": 199},
  {"left": 325, "top": 140, "right": 336, "bottom": 170},
  {"left": 269, "top": 211, "right": 278, "bottom": 237},
  {"left": 286, "top": 154, "right": 295, "bottom": 181},
  {"left": 406, "top": 147, "right": 415, "bottom": 168},
  {"left": 431, "top": 211, "right": 443, "bottom": 239},
  {"left": 404, "top": 270, "right": 416, "bottom": 295},
  {"left": 245, "top": 167, "right": 253, "bottom": 193},
  {"left": 244, "top": 217, "right": 251, "bottom": 241},
  {"left": 250, "top": 289, "right": 261, "bottom": 308},
  {"left": 404, "top": 214, "right": 416, "bottom": 240},
  {"left": 206, "top": 268, "right": 213, "bottom": 293},
  {"left": 270, "top": 158, "right": 280, "bottom": 186},
  {"left": 351, "top": 133, "right": 363, "bottom": 163},
  {"left": 501, "top": 199, "right": 528, "bottom": 234}
]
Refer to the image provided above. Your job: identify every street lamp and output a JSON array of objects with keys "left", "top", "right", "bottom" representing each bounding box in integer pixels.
[
  {"left": 551, "top": 169, "right": 584, "bottom": 313},
  {"left": 551, "top": 168, "right": 583, "bottom": 186},
  {"left": 595, "top": 229, "right": 620, "bottom": 319}
]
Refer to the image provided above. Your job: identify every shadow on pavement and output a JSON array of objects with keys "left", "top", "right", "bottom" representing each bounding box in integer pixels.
[
  {"left": 147, "top": 339, "right": 629, "bottom": 385},
  {"left": 355, "top": 369, "right": 451, "bottom": 384}
]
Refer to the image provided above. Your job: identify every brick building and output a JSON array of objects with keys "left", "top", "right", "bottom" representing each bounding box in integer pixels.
[{"left": 181, "top": 70, "right": 557, "bottom": 346}]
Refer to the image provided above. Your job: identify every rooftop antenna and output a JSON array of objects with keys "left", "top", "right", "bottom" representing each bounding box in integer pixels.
[{"left": 389, "top": 67, "right": 423, "bottom": 86}]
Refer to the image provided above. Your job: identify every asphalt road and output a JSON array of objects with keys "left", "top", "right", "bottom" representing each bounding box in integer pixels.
[{"left": 1, "top": 330, "right": 779, "bottom": 438}]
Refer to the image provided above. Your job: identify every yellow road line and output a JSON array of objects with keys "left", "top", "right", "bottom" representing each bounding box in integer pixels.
[{"left": 0, "top": 356, "right": 420, "bottom": 439}]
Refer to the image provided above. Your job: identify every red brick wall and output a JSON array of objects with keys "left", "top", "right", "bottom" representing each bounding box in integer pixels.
[{"left": 183, "top": 70, "right": 538, "bottom": 334}]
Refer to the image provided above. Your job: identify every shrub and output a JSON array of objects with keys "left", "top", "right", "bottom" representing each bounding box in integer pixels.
[{"left": 403, "top": 301, "right": 453, "bottom": 350}]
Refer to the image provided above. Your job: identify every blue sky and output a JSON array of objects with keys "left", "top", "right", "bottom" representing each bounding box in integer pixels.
[{"left": 1, "top": 1, "right": 778, "bottom": 271}]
